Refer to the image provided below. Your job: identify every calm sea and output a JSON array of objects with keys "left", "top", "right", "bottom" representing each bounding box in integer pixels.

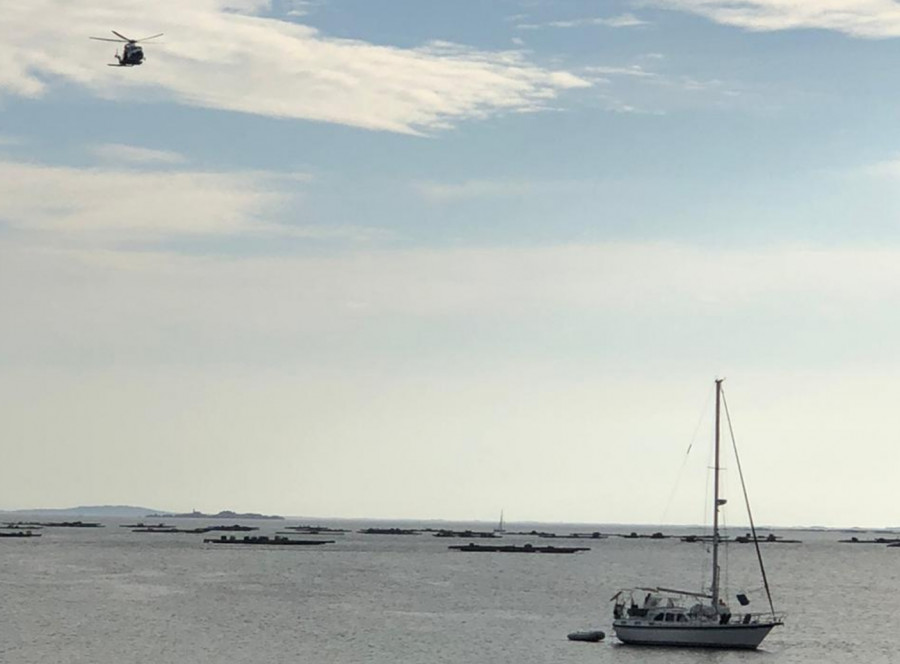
[{"left": 1, "top": 519, "right": 897, "bottom": 663}]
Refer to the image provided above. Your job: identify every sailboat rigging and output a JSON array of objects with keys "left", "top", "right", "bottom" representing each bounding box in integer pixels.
[{"left": 610, "top": 379, "right": 783, "bottom": 649}]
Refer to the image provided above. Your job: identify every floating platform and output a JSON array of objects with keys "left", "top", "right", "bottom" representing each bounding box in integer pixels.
[
  {"left": 4, "top": 522, "right": 42, "bottom": 528},
  {"left": 433, "top": 530, "right": 498, "bottom": 538},
  {"left": 40, "top": 521, "right": 104, "bottom": 528},
  {"left": 131, "top": 524, "right": 259, "bottom": 534},
  {"left": 282, "top": 525, "right": 349, "bottom": 533},
  {"left": 681, "top": 533, "right": 801, "bottom": 544},
  {"left": 359, "top": 528, "right": 419, "bottom": 535},
  {"left": 448, "top": 543, "right": 589, "bottom": 554},
  {"left": 734, "top": 533, "right": 801, "bottom": 544},
  {"left": 508, "top": 530, "right": 606, "bottom": 540},
  {"left": 132, "top": 527, "right": 216, "bottom": 534},
  {"left": 841, "top": 536, "right": 900, "bottom": 544},
  {"left": 0, "top": 531, "right": 41, "bottom": 538},
  {"left": 204, "top": 535, "right": 334, "bottom": 546}
]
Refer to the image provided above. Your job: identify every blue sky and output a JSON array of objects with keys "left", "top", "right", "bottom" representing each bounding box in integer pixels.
[{"left": 3, "top": 0, "right": 900, "bottom": 526}]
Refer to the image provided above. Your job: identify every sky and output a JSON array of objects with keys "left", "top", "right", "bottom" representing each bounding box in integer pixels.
[{"left": 2, "top": 0, "right": 900, "bottom": 528}]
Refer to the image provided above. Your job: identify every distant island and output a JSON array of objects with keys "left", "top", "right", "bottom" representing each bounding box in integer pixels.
[
  {"left": 145, "top": 509, "right": 284, "bottom": 521},
  {"left": 0, "top": 505, "right": 166, "bottom": 518}
]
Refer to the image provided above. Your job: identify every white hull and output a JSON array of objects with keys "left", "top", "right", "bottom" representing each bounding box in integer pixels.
[{"left": 613, "top": 621, "right": 778, "bottom": 649}]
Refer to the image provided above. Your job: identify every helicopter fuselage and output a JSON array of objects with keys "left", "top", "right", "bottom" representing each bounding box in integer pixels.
[{"left": 118, "top": 43, "right": 144, "bottom": 66}]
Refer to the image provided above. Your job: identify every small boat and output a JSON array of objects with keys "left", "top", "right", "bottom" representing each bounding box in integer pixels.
[
  {"left": 567, "top": 630, "right": 605, "bottom": 642},
  {"left": 611, "top": 379, "right": 783, "bottom": 649}
]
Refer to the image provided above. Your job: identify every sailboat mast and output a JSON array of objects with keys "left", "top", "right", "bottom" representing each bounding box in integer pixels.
[{"left": 711, "top": 378, "right": 723, "bottom": 608}]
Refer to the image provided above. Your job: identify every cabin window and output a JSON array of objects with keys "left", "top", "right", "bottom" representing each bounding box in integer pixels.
[
  {"left": 665, "top": 614, "right": 675, "bottom": 622},
  {"left": 653, "top": 613, "right": 665, "bottom": 621},
  {"left": 677, "top": 614, "right": 688, "bottom": 622}
]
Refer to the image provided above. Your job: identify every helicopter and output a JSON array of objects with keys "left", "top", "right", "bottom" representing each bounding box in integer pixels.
[{"left": 89, "top": 30, "right": 163, "bottom": 67}]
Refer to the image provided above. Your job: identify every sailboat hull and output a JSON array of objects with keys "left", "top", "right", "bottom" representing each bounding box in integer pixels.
[{"left": 613, "top": 621, "right": 778, "bottom": 649}]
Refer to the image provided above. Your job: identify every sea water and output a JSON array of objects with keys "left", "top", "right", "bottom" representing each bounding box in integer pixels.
[{"left": 1, "top": 519, "right": 897, "bottom": 663}]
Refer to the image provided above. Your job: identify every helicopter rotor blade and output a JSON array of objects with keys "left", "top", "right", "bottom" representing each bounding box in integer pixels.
[
  {"left": 111, "top": 30, "right": 133, "bottom": 42},
  {"left": 90, "top": 37, "right": 126, "bottom": 42},
  {"left": 134, "top": 33, "right": 164, "bottom": 42}
]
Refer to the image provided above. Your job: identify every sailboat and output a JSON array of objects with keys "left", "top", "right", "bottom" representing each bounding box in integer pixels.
[
  {"left": 494, "top": 510, "right": 505, "bottom": 534},
  {"left": 611, "top": 379, "right": 783, "bottom": 649}
]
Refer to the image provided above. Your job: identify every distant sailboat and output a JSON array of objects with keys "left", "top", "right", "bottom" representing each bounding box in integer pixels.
[
  {"left": 611, "top": 379, "right": 783, "bottom": 649},
  {"left": 494, "top": 510, "right": 505, "bottom": 534}
]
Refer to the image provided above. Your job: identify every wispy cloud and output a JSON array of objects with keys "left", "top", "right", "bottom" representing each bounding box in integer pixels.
[
  {"left": 0, "top": 158, "right": 311, "bottom": 241},
  {"left": 0, "top": 0, "right": 590, "bottom": 134},
  {"left": 91, "top": 143, "right": 188, "bottom": 165},
  {"left": 6, "top": 242, "right": 900, "bottom": 338},
  {"left": 518, "top": 13, "right": 648, "bottom": 30},
  {"left": 584, "top": 65, "right": 659, "bottom": 79},
  {"left": 415, "top": 178, "right": 590, "bottom": 202},
  {"left": 416, "top": 179, "right": 535, "bottom": 202},
  {"left": 654, "top": 0, "right": 900, "bottom": 38},
  {"left": 860, "top": 157, "right": 900, "bottom": 179},
  {"left": 579, "top": 53, "right": 747, "bottom": 115},
  {"left": 581, "top": 58, "right": 742, "bottom": 113},
  {"left": 597, "top": 98, "right": 665, "bottom": 115},
  {"left": 284, "top": 0, "right": 317, "bottom": 17}
]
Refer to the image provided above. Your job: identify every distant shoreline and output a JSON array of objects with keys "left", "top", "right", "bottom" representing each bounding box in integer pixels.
[
  {"left": 0, "top": 506, "right": 283, "bottom": 520},
  {"left": 0, "top": 507, "right": 895, "bottom": 531}
]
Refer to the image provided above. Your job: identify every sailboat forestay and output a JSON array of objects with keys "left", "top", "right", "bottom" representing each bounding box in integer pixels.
[{"left": 611, "top": 379, "right": 783, "bottom": 649}]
